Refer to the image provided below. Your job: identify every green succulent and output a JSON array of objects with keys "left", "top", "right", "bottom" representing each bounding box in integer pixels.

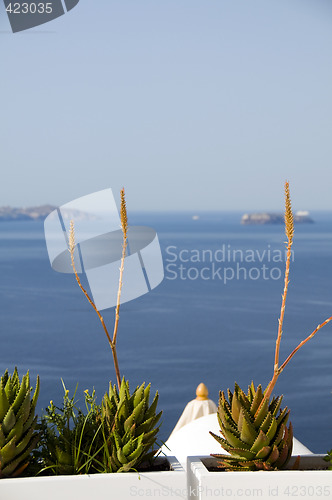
[
  {"left": 101, "top": 377, "right": 162, "bottom": 472},
  {"left": 210, "top": 382, "right": 293, "bottom": 471},
  {"left": 0, "top": 368, "right": 40, "bottom": 478}
]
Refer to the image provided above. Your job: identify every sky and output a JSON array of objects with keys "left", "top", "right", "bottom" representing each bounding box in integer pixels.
[{"left": 0, "top": 0, "right": 332, "bottom": 211}]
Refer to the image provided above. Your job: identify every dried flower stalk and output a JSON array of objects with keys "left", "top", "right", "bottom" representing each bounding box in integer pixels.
[
  {"left": 259, "top": 182, "right": 332, "bottom": 410},
  {"left": 68, "top": 189, "right": 129, "bottom": 391}
]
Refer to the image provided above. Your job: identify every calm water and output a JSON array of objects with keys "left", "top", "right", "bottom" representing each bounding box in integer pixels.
[{"left": 0, "top": 212, "right": 332, "bottom": 453}]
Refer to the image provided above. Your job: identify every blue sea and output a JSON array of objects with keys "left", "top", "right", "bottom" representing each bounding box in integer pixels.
[{"left": 0, "top": 212, "right": 332, "bottom": 454}]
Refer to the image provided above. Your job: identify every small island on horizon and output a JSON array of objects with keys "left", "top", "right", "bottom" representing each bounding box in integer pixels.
[
  {"left": 0, "top": 205, "right": 55, "bottom": 221},
  {"left": 241, "top": 210, "right": 314, "bottom": 225},
  {"left": 0, "top": 205, "right": 98, "bottom": 221}
]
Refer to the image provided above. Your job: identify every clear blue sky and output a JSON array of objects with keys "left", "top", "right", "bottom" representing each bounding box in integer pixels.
[{"left": 1, "top": 0, "right": 332, "bottom": 211}]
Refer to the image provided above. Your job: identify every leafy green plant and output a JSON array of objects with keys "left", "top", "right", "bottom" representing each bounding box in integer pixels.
[
  {"left": 0, "top": 368, "right": 40, "bottom": 477},
  {"left": 38, "top": 383, "right": 102, "bottom": 475},
  {"left": 211, "top": 182, "right": 332, "bottom": 471}
]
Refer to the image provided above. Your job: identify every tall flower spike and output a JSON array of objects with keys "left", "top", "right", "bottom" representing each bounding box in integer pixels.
[
  {"left": 284, "top": 181, "right": 294, "bottom": 245},
  {"left": 69, "top": 220, "right": 76, "bottom": 256},
  {"left": 112, "top": 188, "right": 129, "bottom": 353},
  {"left": 120, "top": 188, "right": 128, "bottom": 239}
]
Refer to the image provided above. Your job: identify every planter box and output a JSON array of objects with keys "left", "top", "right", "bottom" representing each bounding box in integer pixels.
[
  {"left": 0, "top": 457, "right": 186, "bottom": 500},
  {"left": 187, "top": 455, "right": 331, "bottom": 499}
]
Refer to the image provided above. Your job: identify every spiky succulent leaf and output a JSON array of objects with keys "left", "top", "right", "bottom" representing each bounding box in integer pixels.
[
  {"left": 0, "top": 369, "right": 40, "bottom": 478},
  {"left": 133, "top": 383, "right": 145, "bottom": 407},
  {"left": 210, "top": 383, "right": 293, "bottom": 471}
]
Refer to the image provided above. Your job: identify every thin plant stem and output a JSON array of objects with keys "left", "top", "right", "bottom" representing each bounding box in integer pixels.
[
  {"left": 68, "top": 219, "right": 122, "bottom": 390},
  {"left": 274, "top": 239, "right": 293, "bottom": 374},
  {"left": 263, "top": 244, "right": 293, "bottom": 402},
  {"left": 261, "top": 181, "right": 294, "bottom": 403},
  {"left": 261, "top": 315, "right": 332, "bottom": 409},
  {"left": 68, "top": 235, "right": 113, "bottom": 345},
  {"left": 279, "top": 316, "right": 332, "bottom": 373},
  {"left": 112, "top": 188, "right": 128, "bottom": 347},
  {"left": 256, "top": 181, "right": 331, "bottom": 411}
]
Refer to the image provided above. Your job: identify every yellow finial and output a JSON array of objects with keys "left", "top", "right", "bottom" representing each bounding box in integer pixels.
[{"left": 196, "top": 383, "right": 209, "bottom": 400}]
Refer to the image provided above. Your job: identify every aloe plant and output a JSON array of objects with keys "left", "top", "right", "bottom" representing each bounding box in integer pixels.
[
  {"left": 0, "top": 368, "right": 40, "bottom": 477},
  {"left": 101, "top": 378, "right": 162, "bottom": 472},
  {"left": 211, "top": 383, "right": 293, "bottom": 471},
  {"left": 211, "top": 182, "right": 332, "bottom": 471}
]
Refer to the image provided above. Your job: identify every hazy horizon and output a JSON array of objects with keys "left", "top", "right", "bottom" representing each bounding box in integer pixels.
[{"left": 2, "top": 204, "right": 332, "bottom": 215}]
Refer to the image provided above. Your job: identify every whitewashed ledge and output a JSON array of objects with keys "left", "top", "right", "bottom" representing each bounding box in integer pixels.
[
  {"left": 161, "top": 413, "right": 312, "bottom": 469},
  {"left": 0, "top": 457, "right": 186, "bottom": 500}
]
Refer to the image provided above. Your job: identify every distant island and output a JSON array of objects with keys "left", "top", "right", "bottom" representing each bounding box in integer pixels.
[
  {"left": 241, "top": 210, "right": 314, "bottom": 225},
  {"left": 0, "top": 205, "right": 98, "bottom": 221}
]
